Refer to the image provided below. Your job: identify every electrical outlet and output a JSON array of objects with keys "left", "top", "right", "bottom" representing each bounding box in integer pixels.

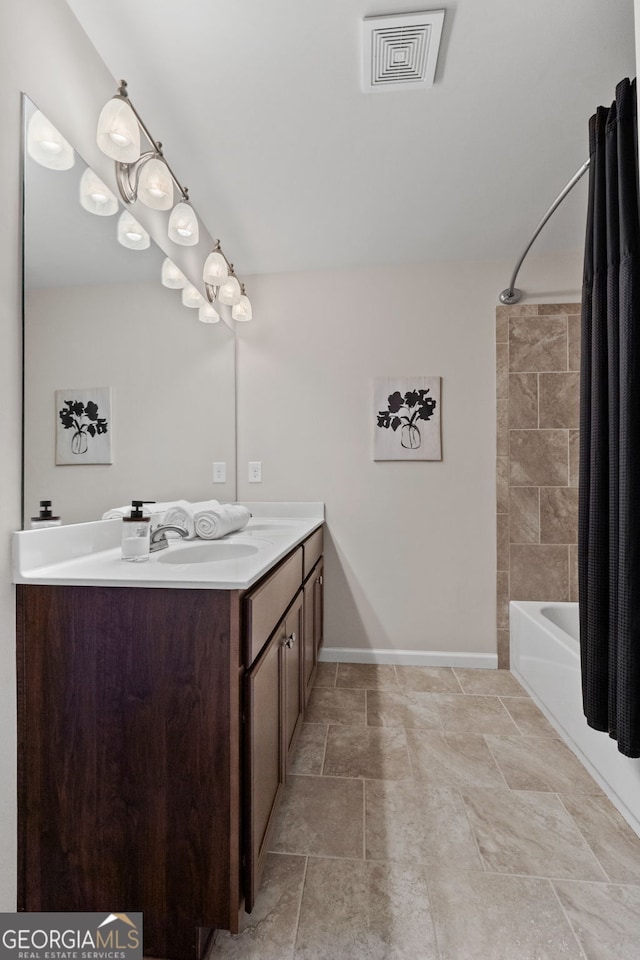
[
  {"left": 213, "top": 462, "right": 226, "bottom": 483},
  {"left": 248, "top": 461, "right": 262, "bottom": 483}
]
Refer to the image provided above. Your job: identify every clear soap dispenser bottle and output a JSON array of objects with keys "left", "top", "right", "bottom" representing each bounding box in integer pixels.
[{"left": 121, "top": 500, "right": 155, "bottom": 561}]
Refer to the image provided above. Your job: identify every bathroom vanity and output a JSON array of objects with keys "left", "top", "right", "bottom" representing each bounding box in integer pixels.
[{"left": 14, "top": 505, "right": 324, "bottom": 960}]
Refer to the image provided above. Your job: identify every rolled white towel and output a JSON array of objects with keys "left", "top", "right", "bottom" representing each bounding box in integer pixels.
[
  {"left": 194, "top": 503, "right": 251, "bottom": 540},
  {"left": 163, "top": 500, "right": 220, "bottom": 539}
]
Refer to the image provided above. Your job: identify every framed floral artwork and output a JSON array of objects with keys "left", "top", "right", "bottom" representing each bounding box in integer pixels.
[
  {"left": 55, "top": 387, "right": 112, "bottom": 465},
  {"left": 373, "top": 377, "right": 441, "bottom": 461}
]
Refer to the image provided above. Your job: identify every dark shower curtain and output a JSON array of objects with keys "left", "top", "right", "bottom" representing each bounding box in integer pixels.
[{"left": 579, "top": 77, "right": 640, "bottom": 758}]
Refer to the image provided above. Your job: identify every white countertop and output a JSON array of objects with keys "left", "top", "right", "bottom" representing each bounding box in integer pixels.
[{"left": 13, "top": 502, "right": 324, "bottom": 590}]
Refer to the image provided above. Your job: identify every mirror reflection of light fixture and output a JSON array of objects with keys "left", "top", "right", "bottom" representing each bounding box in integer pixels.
[
  {"left": 96, "top": 80, "right": 251, "bottom": 323},
  {"left": 96, "top": 92, "right": 140, "bottom": 162},
  {"left": 181, "top": 284, "right": 205, "bottom": 308},
  {"left": 218, "top": 275, "right": 242, "bottom": 306},
  {"left": 79, "top": 168, "right": 118, "bottom": 216},
  {"left": 168, "top": 200, "right": 199, "bottom": 246},
  {"left": 117, "top": 210, "right": 150, "bottom": 250},
  {"left": 161, "top": 257, "right": 187, "bottom": 289},
  {"left": 27, "top": 110, "right": 75, "bottom": 170},
  {"left": 232, "top": 288, "right": 253, "bottom": 322},
  {"left": 199, "top": 302, "right": 220, "bottom": 324}
]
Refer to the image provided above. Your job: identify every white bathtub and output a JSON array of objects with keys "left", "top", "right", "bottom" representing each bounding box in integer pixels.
[{"left": 510, "top": 600, "right": 640, "bottom": 836}]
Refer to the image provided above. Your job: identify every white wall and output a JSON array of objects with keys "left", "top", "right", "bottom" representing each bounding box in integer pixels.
[
  {"left": 236, "top": 252, "right": 583, "bottom": 661},
  {"left": 25, "top": 282, "right": 236, "bottom": 523}
]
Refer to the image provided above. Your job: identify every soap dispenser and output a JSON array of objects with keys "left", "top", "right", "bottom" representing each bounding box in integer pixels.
[
  {"left": 121, "top": 500, "right": 155, "bottom": 561},
  {"left": 30, "top": 500, "right": 61, "bottom": 528}
]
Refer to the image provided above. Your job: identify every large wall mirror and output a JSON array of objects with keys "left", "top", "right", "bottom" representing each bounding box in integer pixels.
[{"left": 22, "top": 95, "right": 237, "bottom": 527}]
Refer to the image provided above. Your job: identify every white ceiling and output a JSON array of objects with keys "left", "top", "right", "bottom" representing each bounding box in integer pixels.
[{"left": 63, "top": 0, "right": 635, "bottom": 278}]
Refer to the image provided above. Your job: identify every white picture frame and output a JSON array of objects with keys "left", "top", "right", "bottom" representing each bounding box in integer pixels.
[
  {"left": 373, "top": 376, "right": 442, "bottom": 461},
  {"left": 55, "top": 387, "right": 112, "bottom": 465}
]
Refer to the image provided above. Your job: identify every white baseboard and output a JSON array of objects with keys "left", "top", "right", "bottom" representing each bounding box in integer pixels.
[{"left": 318, "top": 647, "right": 498, "bottom": 669}]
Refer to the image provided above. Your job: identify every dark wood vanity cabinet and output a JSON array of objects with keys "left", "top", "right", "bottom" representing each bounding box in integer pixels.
[{"left": 16, "top": 526, "right": 323, "bottom": 960}]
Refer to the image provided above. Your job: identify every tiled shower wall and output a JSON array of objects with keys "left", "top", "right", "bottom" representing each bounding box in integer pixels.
[{"left": 496, "top": 303, "right": 581, "bottom": 667}]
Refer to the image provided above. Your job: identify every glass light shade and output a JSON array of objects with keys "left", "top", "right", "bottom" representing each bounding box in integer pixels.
[
  {"left": 137, "top": 157, "right": 173, "bottom": 210},
  {"left": 117, "top": 210, "right": 150, "bottom": 250},
  {"left": 96, "top": 98, "right": 140, "bottom": 163},
  {"left": 182, "top": 284, "right": 205, "bottom": 308},
  {"left": 217, "top": 275, "right": 242, "bottom": 306},
  {"left": 27, "top": 110, "right": 75, "bottom": 170},
  {"left": 161, "top": 258, "right": 187, "bottom": 289},
  {"left": 232, "top": 294, "right": 253, "bottom": 321},
  {"left": 202, "top": 250, "right": 228, "bottom": 285},
  {"left": 79, "top": 168, "right": 118, "bottom": 216},
  {"left": 199, "top": 303, "right": 220, "bottom": 324},
  {"left": 168, "top": 201, "right": 199, "bottom": 246}
]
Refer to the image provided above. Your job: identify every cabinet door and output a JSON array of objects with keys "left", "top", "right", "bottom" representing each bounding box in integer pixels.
[
  {"left": 282, "top": 591, "right": 304, "bottom": 769},
  {"left": 244, "top": 626, "right": 284, "bottom": 912},
  {"left": 303, "top": 574, "right": 316, "bottom": 706},
  {"left": 313, "top": 559, "right": 324, "bottom": 660}
]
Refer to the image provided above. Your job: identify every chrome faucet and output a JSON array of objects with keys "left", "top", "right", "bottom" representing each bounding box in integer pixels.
[{"left": 149, "top": 524, "right": 189, "bottom": 552}]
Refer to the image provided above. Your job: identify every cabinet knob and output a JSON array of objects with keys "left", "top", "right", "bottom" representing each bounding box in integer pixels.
[
  {"left": 318, "top": 575, "right": 323, "bottom": 586},
  {"left": 284, "top": 632, "right": 296, "bottom": 648}
]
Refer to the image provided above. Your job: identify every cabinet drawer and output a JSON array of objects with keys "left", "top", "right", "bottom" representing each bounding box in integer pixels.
[
  {"left": 303, "top": 527, "right": 323, "bottom": 581},
  {"left": 245, "top": 547, "right": 303, "bottom": 664}
]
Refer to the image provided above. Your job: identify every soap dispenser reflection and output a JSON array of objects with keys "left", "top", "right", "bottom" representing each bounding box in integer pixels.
[
  {"left": 121, "top": 500, "right": 155, "bottom": 561},
  {"left": 30, "top": 500, "right": 61, "bottom": 528}
]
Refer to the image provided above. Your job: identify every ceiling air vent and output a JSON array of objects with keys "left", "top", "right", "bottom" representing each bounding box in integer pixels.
[{"left": 362, "top": 10, "right": 445, "bottom": 92}]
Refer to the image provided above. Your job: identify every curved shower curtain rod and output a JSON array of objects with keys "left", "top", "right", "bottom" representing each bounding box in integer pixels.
[{"left": 498, "top": 158, "right": 591, "bottom": 305}]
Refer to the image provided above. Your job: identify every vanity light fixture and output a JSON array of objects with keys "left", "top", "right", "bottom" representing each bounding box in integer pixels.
[
  {"left": 79, "top": 168, "right": 118, "bottom": 216},
  {"left": 168, "top": 199, "right": 199, "bottom": 246},
  {"left": 161, "top": 257, "right": 188, "bottom": 289},
  {"left": 217, "top": 274, "right": 242, "bottom": 306},
  {"left": 231, "top": 285, "right": 253, "bottom": 321},
  {"left": 27, "top": 110, "right": 75, "bottom": 170},
  {"left": 117, "top": 210, "right": 150, "bottom": 250},
  {"left": 96, "top": 80, "right": 250, "bottom": 322}
]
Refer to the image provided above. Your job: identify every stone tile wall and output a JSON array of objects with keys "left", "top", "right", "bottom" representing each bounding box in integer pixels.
[{"left": 496, "top": 303, "right": 581, "bottom": 666}]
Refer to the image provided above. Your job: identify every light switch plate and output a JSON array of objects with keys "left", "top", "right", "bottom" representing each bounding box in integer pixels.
[{"left": 213, "top": 462, "right": 226, "bottom": 483}]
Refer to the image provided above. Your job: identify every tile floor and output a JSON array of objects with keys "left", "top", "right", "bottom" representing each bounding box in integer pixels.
[{"left": 209, "top": 663, "right": 640, "bottom": 960}]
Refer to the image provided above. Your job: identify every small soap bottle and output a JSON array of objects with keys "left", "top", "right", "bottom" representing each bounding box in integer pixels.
[
  {"left": 121, "top": 500, "right": 155, "bottom": 562},
  {"left": 30, "top": 500, "right": 62, "bottom": 528}
]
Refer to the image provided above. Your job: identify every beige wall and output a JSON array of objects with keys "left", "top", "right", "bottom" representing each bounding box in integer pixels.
[
  {"left": 236, "top": 255, "right": 583, "bottom": 664},
  {"left": 24, "top": 282, "right": 236, "bottom": 523},
  {"left": 496, "top": 303, "right": 581, "bottom": 666}
]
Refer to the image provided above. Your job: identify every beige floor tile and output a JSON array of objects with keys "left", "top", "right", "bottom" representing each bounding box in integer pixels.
[
  {"left": 428, "top": 868, "right": 584, "bottom": 960},
  {"left": 303, "top": 687, "right": 366, "bottom": 725},
  {"left": 485, "top": 735, "right": 604, "bottom": 794},
  {"left": 462, "top": 788, "right": 607, "bottom": 880},
  {"left": 313, "top": 662, "right": 337, "bottom": 688},
  {"left": 270, "top": 775, "right": 364, "bottom": 858},
  {"left": 433, "top": 694, "right": 520, "bottom": 735},
  {"left": 323, "top": 724, "right": 411, "bottom": 780},
  {"left": 209, "top": 854, "right": 305, "bottom": 960},
  {"left": 453, "top": 668, "right": 529, "bottom": 697},
  {"left": 560, "top": 795, "right": 640, "bottom": 884},
  {"left": 500, "top": 697, "right": 560, "bottom": 737},
  {"left": 289, "top": 724, "right": 327, "bottom": 776},
  {"left": 395, "top": 665, "right": 463, "bottom": 693},
  {"left": 553, "top": 880, "right": 640, "bottom": 960},
  {"left": 365, "top": 780, "right": 482, "bottom": 870},
  {"left": 406, "top": 730, "right": 507, "bottom": 788},
  {"left": 366, "top": 689, "right": 442, "bottom": 730},
  {"left": 294, "top": 857, "right": 437, "bottom": 960},
  {"left": 336, "top": 662, "right": 398, "bottom": 688}
]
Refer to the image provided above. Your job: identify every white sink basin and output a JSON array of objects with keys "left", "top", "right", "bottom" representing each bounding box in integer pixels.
[{"left": 156, "top": 542, "right": 260, "bottom": 564}]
